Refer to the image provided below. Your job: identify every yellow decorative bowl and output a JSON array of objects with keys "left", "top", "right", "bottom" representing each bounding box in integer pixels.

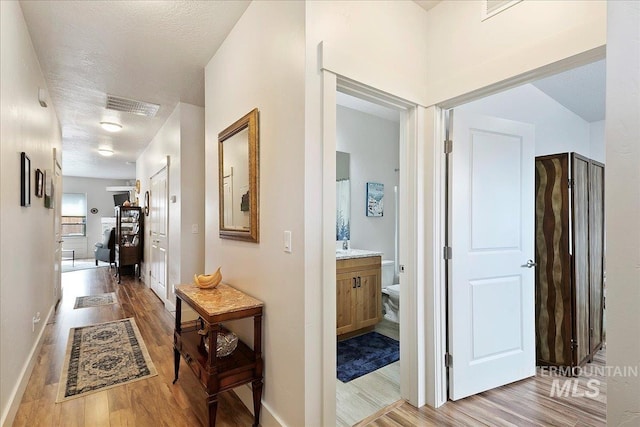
[{"left": 194, "top": 267, "right": 222, "bottom": 289}]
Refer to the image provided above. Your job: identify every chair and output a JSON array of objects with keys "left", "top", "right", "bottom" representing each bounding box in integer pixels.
[{"left": 94, "top": 227, "right": 116, "bottom": 267}]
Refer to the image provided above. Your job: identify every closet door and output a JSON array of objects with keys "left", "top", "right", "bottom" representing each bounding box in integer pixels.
[
  {"left": 535, "top": 154, "right": 572, "bottom": 366},
  {"left": 571, "top": 154, "right": 591, "bottom": 367},
  {"left": 589, "top": 161, "right": 605, "bottom": 356}
]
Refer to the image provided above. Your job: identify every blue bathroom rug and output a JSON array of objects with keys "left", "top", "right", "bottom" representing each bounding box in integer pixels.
[{"left": 337, "top": 332, "right": 399, "bottom": 382}]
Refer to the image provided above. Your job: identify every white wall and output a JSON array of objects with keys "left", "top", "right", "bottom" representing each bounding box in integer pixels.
[
  {"left": 204, "top": 2, "right": 305, "bottom": 426},
  {"left": 605, "top": 1, "right": 640, "bottom": 424},
  {"left": 136, "top": 102, "right": 205, "bottom": 310},
  {"left": 336, "top": 105, "right": 399, "bottom": 261},
  {"left": 178, "top": 103, "right": 205, "bottom": 303},
  {"left": 61, "top": 176, "right": 130, "bottom": 258},
  {"left": 425, "top": 0, "right": 607, "bottom": 106},
  {"left": 457, "top": 84, "right": 593, "bottom": 158},
  {"left": 0, "top": 2, "right": 62, "bottom": 425},
  {"left": 589, "top": 120, "right": 605, "bottom": 163},
  {"left": 311, "top": 1, "right": 430, "bottom": 105}
]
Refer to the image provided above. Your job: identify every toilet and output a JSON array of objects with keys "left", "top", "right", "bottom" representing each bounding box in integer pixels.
[{"left": 381, "top": 260, "right": 400, "bottom": 323}]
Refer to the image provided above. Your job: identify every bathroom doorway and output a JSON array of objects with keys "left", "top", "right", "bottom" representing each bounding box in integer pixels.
[{"left": 334, "top": 90, "right": 403, "bottom": 426}]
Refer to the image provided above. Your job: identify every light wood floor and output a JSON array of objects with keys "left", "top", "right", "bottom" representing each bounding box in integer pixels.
[
  {"left": 13, "top": 267, "right": 254, "bottom": 427},
  {"left": 337, "top": 320, "right": 401, "bottom": 427},
  {"left": 359, "top": 349, "right": 607, "bottom": 427},
  {"left": 14, "top": 268, "right": 606, "bottom": 426}
]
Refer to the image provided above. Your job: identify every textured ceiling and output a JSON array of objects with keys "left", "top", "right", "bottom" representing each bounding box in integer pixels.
[
  {"left": 20, "top": 0, "right": 250, "bottom": 179},
  {"left": 533, "top": 59, "right": 606, "bottom": 123}
]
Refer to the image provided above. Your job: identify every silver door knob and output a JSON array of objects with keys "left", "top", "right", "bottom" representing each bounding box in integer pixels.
[{"left": 521, "top": 259, "right": 537, "bottom": 268}]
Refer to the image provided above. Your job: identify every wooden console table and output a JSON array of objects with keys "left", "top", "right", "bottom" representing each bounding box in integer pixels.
[{"left": 173, "top": 283, "right": 264, "bottom": 427}]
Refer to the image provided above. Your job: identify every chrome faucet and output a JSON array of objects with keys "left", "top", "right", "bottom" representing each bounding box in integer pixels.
[{"left": 342, "top": 237, "right": 349, "bottom": 250}]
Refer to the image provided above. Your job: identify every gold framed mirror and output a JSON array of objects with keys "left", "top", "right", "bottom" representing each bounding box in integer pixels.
[{"left": 218, "top": 108, "right": 259, "bottom": 242}]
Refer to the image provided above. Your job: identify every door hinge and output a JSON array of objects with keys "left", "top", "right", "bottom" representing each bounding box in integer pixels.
[
  {"left": 568, "top": 178, "right": 574, "bottom": 188},
  {"left": 570, "top": 339, "right": 578, "bottom": 349},
  {"left": 444, "top": 139, "right": 453, "bottom": 154},
  {"left": 445, "top": 353, "right": 453, "bottom": 368},
  {"left": 443, "top": 246, "right": 452, "bottom": 260}
]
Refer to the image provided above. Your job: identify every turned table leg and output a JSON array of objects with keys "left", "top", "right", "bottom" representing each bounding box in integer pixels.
[
  {"left": 207, "top": 393, "right": 219, "bottom": 427},
  {"left": 172, "top": 348, "right": 180, "bottom": 384},
  {"left": 251, "top": 379, "right": 263, "bottom": 427},
  {"left": 173, "top": 297, "right": 182, "bottom": 384}
]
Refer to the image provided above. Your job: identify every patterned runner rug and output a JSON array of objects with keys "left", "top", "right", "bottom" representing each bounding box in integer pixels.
[
  {"left": 56, "top": 318, "right": 157, "bottom": 402},
  {"left": 74, "top": 292, "right": 118, "bottom": 309}
]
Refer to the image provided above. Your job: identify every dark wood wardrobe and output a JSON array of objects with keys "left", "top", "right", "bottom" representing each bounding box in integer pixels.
[{"left": 535, "top": 153, "right": 605, "bottom": 369}]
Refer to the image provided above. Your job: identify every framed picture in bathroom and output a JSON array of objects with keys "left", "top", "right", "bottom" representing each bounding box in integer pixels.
[{"left": 366, "top": 182, "right": 383, "bottom": 217}]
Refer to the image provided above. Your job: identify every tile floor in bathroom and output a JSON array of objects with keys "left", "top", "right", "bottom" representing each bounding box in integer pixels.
[{"left": 336, "top": 319, "right": 400, "bottom": 427}]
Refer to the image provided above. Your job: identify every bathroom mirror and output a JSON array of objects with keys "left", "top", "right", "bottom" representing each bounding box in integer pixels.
[
  {"left": 218, "top": 108, "right": 259, "bottom": 242},
  {"left": 336, "top": 151, "right": 350, "bottom": 242}
]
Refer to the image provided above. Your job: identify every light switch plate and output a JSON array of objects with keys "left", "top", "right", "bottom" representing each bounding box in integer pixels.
[{"left": 284, "top": 230, "right": 292, "bottom": 253}]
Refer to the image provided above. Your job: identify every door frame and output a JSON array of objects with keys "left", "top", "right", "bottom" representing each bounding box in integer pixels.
[
  {"left": 432, "top": 48, "right": 607, "bottom": 404},
  {"left": 321, "top": 71, "right": 427, "bottom": 421}
]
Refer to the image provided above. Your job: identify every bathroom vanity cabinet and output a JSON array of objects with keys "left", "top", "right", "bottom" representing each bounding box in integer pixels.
[{"left": 336, "top": 255, "right": 381, "bottom": 336}]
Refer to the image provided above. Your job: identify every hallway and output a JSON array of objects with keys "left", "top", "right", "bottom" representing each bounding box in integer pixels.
[{"left": 13, "top": 268, "right": 254, "bottom": 427}]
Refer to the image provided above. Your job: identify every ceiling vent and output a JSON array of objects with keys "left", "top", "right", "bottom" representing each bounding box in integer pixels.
[
  {"left": 482, "top": 0, "right": 521, "bottom": 20},
  {"left": 106, "top": 94, "right": 160, "bottom": 117}
]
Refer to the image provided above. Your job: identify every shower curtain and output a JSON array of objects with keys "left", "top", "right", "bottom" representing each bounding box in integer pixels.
[{"left": 336, "top": 179, "right": 350, "bottom": 241}]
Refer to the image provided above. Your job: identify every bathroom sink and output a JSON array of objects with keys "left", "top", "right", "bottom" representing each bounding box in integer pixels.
[{"left": 335, "top": 248, "right": 383, "bottom": 259}]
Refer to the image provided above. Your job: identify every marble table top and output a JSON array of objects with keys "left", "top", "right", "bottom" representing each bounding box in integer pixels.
[{"left": 176, "top": 283, "right": 263, "bottom": 320}]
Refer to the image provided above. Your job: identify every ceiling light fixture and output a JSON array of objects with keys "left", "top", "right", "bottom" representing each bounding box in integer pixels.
[
  {"left": 98, "top": 148, "right": 114, "bottom": 157},
  {"left": 100, "top": 121, "right": 122, "bottom": 132}
]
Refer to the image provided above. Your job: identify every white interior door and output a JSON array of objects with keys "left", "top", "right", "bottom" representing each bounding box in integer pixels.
[
  {"left": 448, "top": 110, "right": 535, "bottom": 400},
  {"left": 149, "top": 167, "right": 168, "bottom": 302}
]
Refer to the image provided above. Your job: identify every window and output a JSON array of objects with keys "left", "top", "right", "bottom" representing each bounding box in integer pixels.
[{"left": 61, "top": 193, "right": 87, "bottom": 237}]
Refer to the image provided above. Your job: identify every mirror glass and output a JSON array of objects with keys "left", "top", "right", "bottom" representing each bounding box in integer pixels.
[
  {"left": 218, "top": 109, "right": 259, "bottom": 242},
  {"left": 222, "top": 128, "right": 250, "bottom": 230},
  {"left": 336, "top": 151, "right": 350, "bottom": 242}
]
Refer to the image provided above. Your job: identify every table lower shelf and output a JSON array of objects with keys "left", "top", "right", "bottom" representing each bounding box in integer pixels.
[{"left": 174, "top": 322, "right": 259, "bottom": 393}]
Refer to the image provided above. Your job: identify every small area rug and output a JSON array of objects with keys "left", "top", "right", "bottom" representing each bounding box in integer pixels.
[
  {"left": 74, "top": 292, "right": 118, "bottom": 309},
  {"left": 337, "top": 331, "right": 399, "bottom": 382},
  {"left": 62, "top": 258, "right": 110, "bottom": 273},
  {"left": 56, "top": 318, "right": 157, "bottom": 402}
]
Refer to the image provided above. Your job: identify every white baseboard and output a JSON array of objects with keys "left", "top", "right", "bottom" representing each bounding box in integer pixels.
[
  {"left": 234, "top": 383, "right": 286, "bottom": 427},
  {"left": 1, "top": 305, "right": 55, "bottom": 427}
]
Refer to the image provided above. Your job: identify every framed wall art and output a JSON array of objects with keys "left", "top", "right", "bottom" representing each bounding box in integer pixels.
[
  {"left": 366, "top": 182, "right": 383, "bottom": 217},
  {"left": 35, "top": 168, "right": 44, "bottom": 198},
  {"left": 44, "top": 169, "right": 54, "bottom": 209},
  {"left": 20, "top": 152, "right": 31, "bottom": 207}
]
